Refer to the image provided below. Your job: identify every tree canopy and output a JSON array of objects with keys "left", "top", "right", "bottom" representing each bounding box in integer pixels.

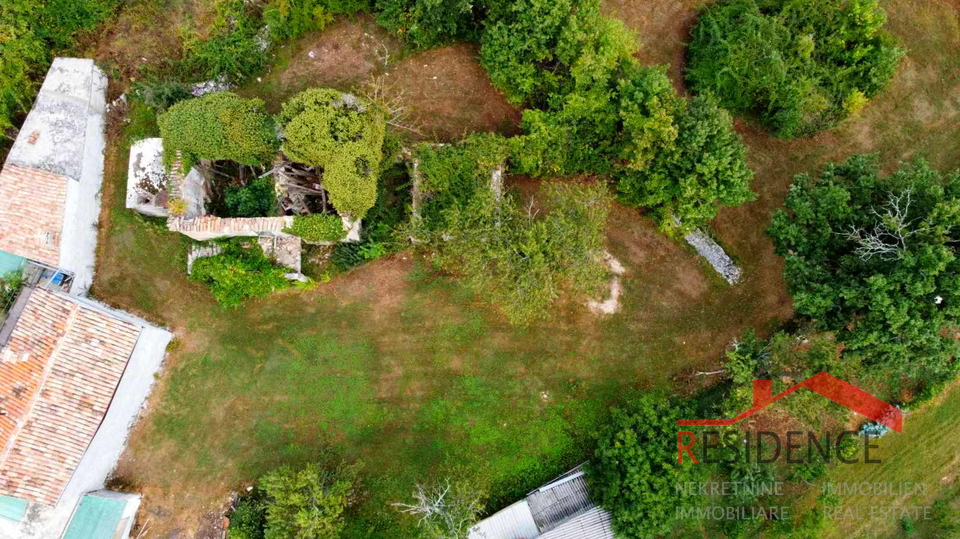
[
  {"left": 158, "top": 92, "right": 278, "bottom": 173},
  {"left": 617, "top": 94, "right": 756, "bottom": 234},
  {"left": 259, "top": 463, "right": 359, "bottom": 539},
  {"left": 588, "top": 393, "right": 704, "bottom": 539},
  {"left": 278, "top": 89, "right": 386, "bottom": 219},
  {"left": 768, "top": 155, "right": 960, "bottom": 379},
  {"left": 686, "top": 0, "right": 903, "bottom": 138}
]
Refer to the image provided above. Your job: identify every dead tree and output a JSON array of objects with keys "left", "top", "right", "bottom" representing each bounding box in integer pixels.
[
  {"left": 392, "top": 480, "right": 483, "bottom": 539},
  {"left": 841, "top": 188, "right": 919, "bottom": 261}
]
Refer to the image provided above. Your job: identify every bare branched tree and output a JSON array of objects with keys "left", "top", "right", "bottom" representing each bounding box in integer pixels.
[
  {"left": 840, "top": 188, "right": 920, "bottom": 261},
  {"left": 392, "top": 480, "right": 483, "bottom": 539},
  {"left": 362, "top": 76, "right": 423, "bottom": 135}
]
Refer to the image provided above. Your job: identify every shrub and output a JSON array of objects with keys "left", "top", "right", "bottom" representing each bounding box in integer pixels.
[
  {"left": 263, "top": 0, "right": 336, "bottom": 42},
  {"left": 258, "top": 462, "right": 360, "bottom": 539},
  {"left": 588, "top": 393, "right": 704, "bottom": 539},
  {"left": 224, "top": 176, "right": 279, "bottom": 218},
  {"left": 376, "top": 0, "right": 485, "bottom": 49},
  {"left": 331, "top": 242, "right": 364, "bottom": 271},
  {"left": 285, "top": 214, "right": 346, "bottom": 243},
  {"left": 768, "top": 155, "right": 960, "bottom": 380},
  {"left": 278, "top": 89, "right": 386, "bottom": 219},
  {"left": 159, "top": 92, "right": 278, "bottom": 173},
  {"left": 0, "top": 0, "right": 118, "bottom": 129},
  {"left": 132, "top": 81, "right": 193, "bottom": 112},
  {"left": 229, "top": 492, "right": 267, "bottom": 539},
  {"left": 0, "top": 272, "right": 24, "bottom": 313},
  {"left": 430, "top": 181, "right": 610, "bottom": 325},
  {"left": 190, "top": 241, "right": 291, "bottom": 307},
  {"left": 181, "top": 0, "right": 270, "bottom": 83},
  {"left": 617, "top": 93, "right": 755, "bottom": 234},
  {"left": 686, "top": 0, "right": 903, "bottom": 138}
]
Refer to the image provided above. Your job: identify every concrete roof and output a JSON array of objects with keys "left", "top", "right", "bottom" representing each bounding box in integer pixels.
[
  {"left": 0, "top": 289, "right": 141, "bottom": 506},
  {"left": 0, "top": 58, "right": 107, "bottom": 294}
]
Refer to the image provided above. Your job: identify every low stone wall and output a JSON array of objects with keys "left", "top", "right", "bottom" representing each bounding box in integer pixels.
[{"left": 684, "top": 228, "right": 742, "bottom": 285}]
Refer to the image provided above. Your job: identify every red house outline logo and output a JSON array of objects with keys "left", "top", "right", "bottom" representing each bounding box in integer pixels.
[{"left": 678, "top": 372, "right": 902, "bottom": 433}]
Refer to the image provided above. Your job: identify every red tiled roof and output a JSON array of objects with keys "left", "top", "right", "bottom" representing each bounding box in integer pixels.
[
  {"left": 0, "top": 289, "right": 141, "bottom": 505},
  {"left": 0, "top": 164, "right": 69, "bottom": 266}
]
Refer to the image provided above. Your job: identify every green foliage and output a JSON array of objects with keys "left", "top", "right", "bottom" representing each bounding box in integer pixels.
[
  {"left": 416, "top": 134, "right": 511, "bottom": 230},
  {"left": 159, "top": 92, "right": 278, "bottom": 173},
  {"left": 331, "top": 242, "right": 365, "bottom": 271},
  {"left": 617, "top": 93, "right": 755, "bottom": 234},
  {"left": 229, "top": 492, "right": 267, "bottom": 539},
  {"left": 686, "top": 0, "right": 904, "bottom": 138},
  {"left": 190, "top": 241, "right": 292, "bottom": 308},
  {"left": 181, "top": 0, "right": 270, "bottom": 83},
  {"left": 376, "top": 0, "right": 484, "bottom": 49},
  {"left": 131, "top": 81, "right": 193, "bottom": 112},
  {"left": 224, "top": 176, "right": 279, "bottom": 218},
  {"left": 259, "top": 462, "right": 360, "bottom": 539},
  {"left": 278, "top": 89, "right": 386, "bottom": 219},
  {"left": 768, "top": 155, "right": 960, "bottom": 380},
  {"left": 264, "top": 0, "right": 336, "bottom": 42},
  {"left": 0, "top": 271, "right": 24, "bottom": 313},
  {"left": 0, "top": 0, "right": 118, "bottom": 129},
  {"left": 285, "top": 214, "right": 347, "bottom": 243},
  {"left": 587, "top": 393, "right": 704, "bottom": 539},
  {"left": 429, "top": 181, "right": 610, "bottom": 325}
]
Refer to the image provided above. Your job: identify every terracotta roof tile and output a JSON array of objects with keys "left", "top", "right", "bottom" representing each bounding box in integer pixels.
[
  {"left": 167, "top": 215, "right": 294, "bottom": 236},
  {"left": 0, "top": 164, "right": 69, "bottom": 266},
  {"left": 0, "top": 289, "right": 141, "bottom": 505}
]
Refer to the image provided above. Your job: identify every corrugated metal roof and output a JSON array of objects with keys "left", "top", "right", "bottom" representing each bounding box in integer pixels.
[
  {"left": 527, "top": 472, "right": 594, "bottom": 533},
  {"left": 469, "top": 500, "right": 539, "bottom": 539},
  {"left": 537, "top": 507, "right": 615, "bottom": 539},
  {"left": 61, "top": 493, "right": 126, "bottom": 539}
]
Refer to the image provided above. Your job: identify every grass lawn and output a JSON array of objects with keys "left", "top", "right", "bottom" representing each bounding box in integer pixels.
[
  {"left": 82, "top": 0, "right": 960, "bottom": 536},
  {"left": 815, "top": 383, "right": 960, "bottom": 538}
]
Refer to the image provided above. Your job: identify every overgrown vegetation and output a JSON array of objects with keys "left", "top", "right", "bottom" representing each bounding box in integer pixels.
[
  {"left": 189, "top": 240, "right": 292, "bottom": 307},
  {"left": 768, "top": 155, "right": 960, "bottom": 382},
  {"left": 159, "top": 92, "right": 278, "bottom": 173},
  {"left": 686, "top": 0, "right": 904, "bottom": 138},
  {"left": 285, "top": 214, "right": 347, "bottom": 243},
  {"left": 376, "top": 0, "right": 485, "bottom": 49},
  {"left": 0, "top": 0, "right": 118, "bottom": 130},
  {"left": 427, "top": 181, "right": 610, "bottom": 325},
  {"left": 224, "top": 176, "right": 279, "bottom": 218},
  {"left": 278, "top": 89, "right": 386, "bottom": 219}
]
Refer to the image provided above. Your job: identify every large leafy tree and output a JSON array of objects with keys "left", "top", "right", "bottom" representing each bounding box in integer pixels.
[
  {"left": 376, "top": 0, "right": 486, "bottom": 49},
  {"left": 158, "top": 92, "right": 278, "bottom": 173},
  {"left": 686, "top": 0, "right": 903, "bottom": 138},
  {"left": 768, "top": 155, "right": 960, "bottom": 379},
  {"left": 617, "top": 94, "right": 755, "bottom": 234},
  {"left": 588, "top": 393, "right": 704, "bottom": 539},
  {"left": 278, "top": 89, "right": 386, "bottom": 219}
]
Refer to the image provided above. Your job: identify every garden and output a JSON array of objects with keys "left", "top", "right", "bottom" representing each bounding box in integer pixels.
[{"left": 3, "top": 0, "right": 959, "bottom": 538}]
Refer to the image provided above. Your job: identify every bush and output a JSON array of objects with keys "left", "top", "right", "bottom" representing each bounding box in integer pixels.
[
  {"left": 0, "top": 0, "right": 118, "bottom": 129},
  {"left": 181, "top": 0, "right": 270, "bottom": 83},
  {"left": 278, "top": 89, "right": 386, "bottom": 219},
  {"left": 588, "top": 393, "right": 704, "bottom": 539},
  {"left": 285, "top": 214, "right": 346, "bottom": 243},
  {"left": 159, "top": 92, "right": 278, "bottom": 173},
  {"left": 132, "top": 81, "right": 193, "bottom": 112},
  {"left": 258, "top": 462, "right": 360, "bottom": 539},
  {"left": 686, "top": 0, "right": 903, "bottom": 138},
  {"left": 768, "top": 155, "right": 960, "bottom": 380},
  {"left": 224, "top": 176, "right": 279, "bottom": 217},
  {"left": 190, "top": 241, "right": 292, "bottom": 307},
  {"left": 376, "top": 0, "right": 485, "bottom": 49},
  {"left": 264, "top": 0, "right": 335, "bottom": 42},
  {"left": 617, "top": 93, "right": 755, "bottom": 234},
  {"left": 229, "top": 492, "right": 267, "bottom": 539},
  {"left": 430, "top": 181, "right": 610, "bottom": 325},
  {"left": 331, "top": 242, "right": 364, "bottom": 271}
]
